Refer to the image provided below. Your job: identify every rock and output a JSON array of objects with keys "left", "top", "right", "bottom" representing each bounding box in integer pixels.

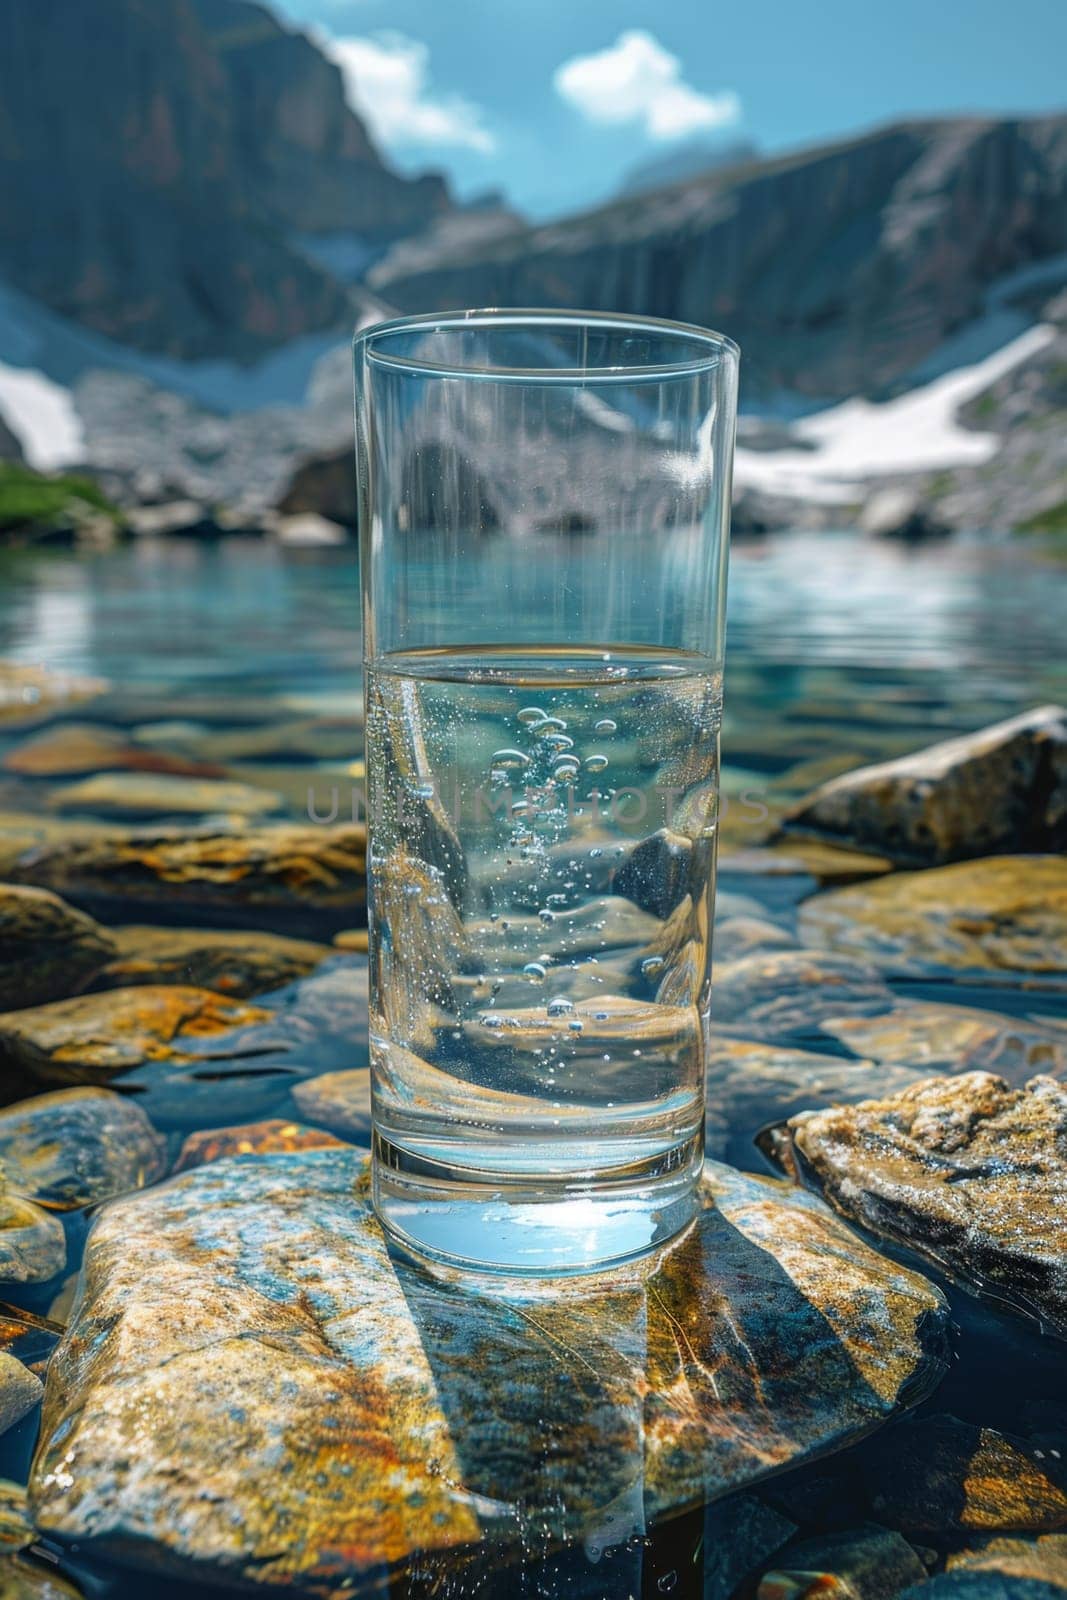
[
  {"left": 371, "top": 848, "right": 471, "bottom": 1053},
  {"left": 712, "top": 950, "right": 895, "bottom": 1041},
  {"left": 467, "top": 894, "right": 664, "bottom": 962},
  {"left": 859, "top": 487, "right": 950, "bottom": 542},
  {"left": 798, "top": 856, "right": 1067, "bottom": 983},
  {"left": 174, "top": 1119, "right": 349, "bottom": 1172},
  {"left": 789, "top": 1072, "right": 1067, "bottom": 1337},
  {"left": 818, "top": 1001, "right": 1067, "bottom": 1085},
  {"left": 277, "top": 447, "right": 356, "bottom": 528},
  {"left": 91, "top": 926, "right": 332, "bottom": 998},
  {"left": 291, "top": 1071, "right": 372, "bottom": 1139},
  {"left": 783, "top": 707, "right": 1067, "bottom": 866},
  {"left": 0, "top": 986, "right": 272, "bottom": 1092},
  {"left": 946, "top": 1534, "right": 1067, "bottom": 1589},
  {"left": 0, "top": 1480, "right": 34, "bottom": 1551},
  {"left": 706, "top": 1037, "right": 925, "bottom": 1163},
  {"left": 0, "top": 1188, "right": 65, "bottom": 1285},
  {"left": 0, "top": 1556, "right": 83, "bottom": 1597},
  {"left": 614, "top": 828, "right": 701, "bottom": 918},
  {"left": 757, "top": 1523, "right": 928, "bottom": 1599},
  {"left": 46, "top": 772, "right": 283, "bottom": 820},
  {"left": 861, "top": 1415, "right": 1067, "bottom": 1534},
  {"left": 274, "top": 512, "right": 347, "bottom": 547},
  {"left": 333, "top": 928, "right": 369, "bottom": 953},
  {"left": 704, "top": 1496, "right": 796, "bottom": 1600},
  {"left": 714, "top": 915, "right": 800, "bottom": 963},
  {"left": 0, "top": 1356, "right": 42, "bottom": 1436},
  {"left": 0, "top": 885, "right": 115, "bottom": 1010},
  {"left": 0, "top": 1088, "right": 165, "bottom": 1209},
  {"left": 29, "top": 1151, "right": 947, "bottom": 1590},
  {"left": 2, "top": 723, "right": 226, "bottom": 779},
  {"left": 6, "top": 822, "right": 368, "bottom": 935},
  {"left": 0, "top": 663, "right": 106, "bottom": 730}
]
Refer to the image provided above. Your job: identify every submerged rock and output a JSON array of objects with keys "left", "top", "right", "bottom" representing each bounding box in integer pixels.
[
  {"left": 91, "top": 925, "right": 332, "bottom": 998},
  {"left": 614, "top": 828, "right": 704, "bottom": 918},
  {"left": 174, "top": 1119, "right": 348, "bottom": 1172},
  {"left": 0, "top": 1189, "right": 65, "bottom": 1285},
  {"left": 713, "top": 915, "right": 799, "bottom": 964},
  {"left": 783, "top": 706, "right": 1067, "bottom": 865},
  {"left": 712, "top": 949, "right": 895, "bottom": 1041},
  {"left": 757, "top": 1522, "right": 928, "bottom": 1599},
  {"left": 7, "top": 822, "right": 368, "bottom": 935},
  {"left": 46, "top": 771, "right": 283, "bottom": 820},
  {"left": 798, "top": 856, "right": 1067, "bottom": 983},
  {"left": 861, "top": 1414, "right": 1067, "bottom": 1534},
  {"left": 2, "top": 722, "right": 225, "bottom": 779},
  {"left": 0, "top": 1356, "right": 42, "bottom": 1437},
  {"left": 818, "top": 1000, "right": 1067, "bottom": 1085},
  {"left": 0, "top": 662, "right": 105, "bottom": 730},
  {"left": 0, "top": 986, "right": 272, "bottom": 1091},
  {"left": 291, "top": 1069, "right": 372, "bottom": 1139},
  {"left": 30, "top": 1151, "right": 947, "bottom": 1591},
  {"left": 0, "top": 885, "right": 115, "bottom": 1010},
  {"left": 0, "top": 1088, "right": 165, "bottom": 1209},
  {"left": 370, "top": 848, "right": 470, "bottom": 1054},
  {"left": 789, "top": 1072, "right": 1067, "bottom": 1337}
]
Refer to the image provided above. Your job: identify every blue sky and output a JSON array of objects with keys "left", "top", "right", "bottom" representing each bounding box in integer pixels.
[{"left": 276, "top": 0, "right": 1067, "bottom": 218}]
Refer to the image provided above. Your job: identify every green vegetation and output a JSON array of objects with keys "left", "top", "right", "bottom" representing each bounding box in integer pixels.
[
  {"left": 1017, "top": 499, "right": 1067, "bottom": 535},
  {"left": 0, "top": 462, "right": 118, "bottom": 532}
]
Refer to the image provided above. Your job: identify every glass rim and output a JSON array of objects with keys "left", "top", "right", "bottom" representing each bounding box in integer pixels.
[{"left": 354, "top": 307, "right": 740, "bottom": 383}]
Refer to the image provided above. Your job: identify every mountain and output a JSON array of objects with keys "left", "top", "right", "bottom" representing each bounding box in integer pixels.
[
  {"left": 618, "top": 137, "right": 760, "bottom": 197},
  {"left": 0, "top": 0, "right": 450, "bottom": 361},
  {"left": 370, "top": 115, "right": 1067, "bottom": 402}
]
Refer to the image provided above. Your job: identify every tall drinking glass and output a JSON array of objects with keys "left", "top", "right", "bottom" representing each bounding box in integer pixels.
[{"left": 355, "top": 309, "right": 738, "bottom": 1274}]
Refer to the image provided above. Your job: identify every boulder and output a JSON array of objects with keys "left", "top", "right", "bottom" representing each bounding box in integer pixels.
[
  {"left": 0, "top": 1088, "right": 165, "bottom": 1209},
  {"left": 0, "top": 885, "right": 115, "bottom": 1010},
  {"left": 29, "top": 1150, "right": 947, "bottom": 1591},
  {"left": 788, "top": 1071, "right": 1067, "bottom": 1337},
  {"left": 712, "top": 949, "right": 895, "bottom": 1041},
  {"left": 798, "top": 856, "right": 1067, "bottom": 983},
  {"left": 91, "top": 926, "right": 332, "bottom": 998},
  {"left": 0, "top": 1189, "right": 65, "bottom": 1285},
  {"left": 6, "top": 822, "right": 368, "bottom": 936},
  {"left": 782, "top": 707, "right": 1067, "bottom": 866},
  {"left": 859, "top": 487, "right": 950, "bottom": 542}
]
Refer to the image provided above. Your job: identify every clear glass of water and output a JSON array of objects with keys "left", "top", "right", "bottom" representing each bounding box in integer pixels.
[{"left": 355, "top": 309, "right": 738, "bottom": 1274}]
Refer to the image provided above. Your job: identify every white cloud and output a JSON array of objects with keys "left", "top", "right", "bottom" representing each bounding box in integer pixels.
[
  {"left": 553, "top": 30, "right": 740, "bottom": 142},
  {"left": 322, "top": 32, "right": 495, "bottom": 154}
]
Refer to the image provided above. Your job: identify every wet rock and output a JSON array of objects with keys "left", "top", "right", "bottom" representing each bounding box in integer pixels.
[
  {"left": 174, "top": 1119, "right": 349, "bottom": 1172},
  {"left": 703, "top": 1495, "right": 796, "bottom": 1600},
  {"left": 946, "top": 1534, "right": 1067, "bottom": 1589},
  {"left": 292, "top": 1070, "right": 372, "bottom": 1139},
  {"left": 0, "top": 1188, "right": 65, "bottom": 1284},
  {"left": 757, "top": 1522, "right": 928, "bottom": 1599},
  {"left": 91, "top": 925, "right": 332, "bottom": 998},
  {"left": 0, "top": 1088, "right": 165, "bottom": 1209},
  {"left": 799, "top": 856, "right": 1067, "bottom": 984},
  {"left": 818, "top": 1001, "right": 1067, "bottom": 1085},
  {"left": 2, "top": 723, "right": 225, "bottom": 780},
  {"left": 269, "top": 957, "right": 369, "bottom": 1050},
  {"left": 0, "top": 662, "right": 106, "bottom": 730},
  {"left": 7, "top": 822, "right": 368, "bottom": 936},
  {"left": 783, "top": 707, "right": 1067, "bottom": 866},
  {"left": 712, "top": 949, "right": 895, "bottom": 1041},
  {"left": 789, "top": 1072, "right": 1067, "bottom": 1337},
  {"left": 614, "top": 828, "right": 704, "bottom": 918},
  {"left": 719, "top": 841, "right": 894, "bottom": 888},
  {"left": 714, "top": 915, "right": 800, "bottom": 963},
  {"left": 0, "top": 1556, "right": 83, "bottom": 1597},
  {"left": 0, "top": 885, "right": 115, "bottom": 1010},
  {"left": 46, "top": 771, "right": 283, "bottom": 820},
  {"left": 706, "top": 1037, "right": 924, "bottom": 1163},
  {"left": 861, "top": 1415, "right": 1067, "bottom": 1534},
  {"left": 0, "top": 986, "right": 272, "bottom": 1092},
  {"left": 0, "top": 1357, "right": 42, "bottom": 1436},
  {"left": 30, "top": 1151, "right": 947, "bottom": 1591},
  {"left": 0, "top": 1307, "right": 62, "bottom": 1369}
]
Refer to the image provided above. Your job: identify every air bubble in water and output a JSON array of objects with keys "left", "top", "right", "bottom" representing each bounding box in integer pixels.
[
  {"left": 538, "top": 909, "right": 555, "bottom": 926},
  {"left": 594, "top": 718, "right": 617, "bottom": 734},
  {"left": 523, "top": 962, "right": 546, "bottom": 981},
  {"left": 490, "top": 749, "right": 529, "bottom": 770},
  {"left": 568, "top": 1018, "right": 584, "bottom": 1033},
  {"left": 657, "top": 1572, "right": 677, "bottom": 1593},
  {"left": 641, "top": 956, "right": 665, "bottom": 978},
  {"left": 584, "top": 754, "right": 608, "bottom": 773},
  {"left": 517, "top": 706, "right": 547, "bottom": 726},
  {"left": 541, "top": 731, "right": 574, "bottom": 751},
  {"left": 553, "top": 756, "right": 580, "bottom": 778},
  {"left": 481, "top": 1013, "right": 504, "bottom": 1029},
  {"left": 546, "top": 997, "right": 575, "bottom": 1018}
]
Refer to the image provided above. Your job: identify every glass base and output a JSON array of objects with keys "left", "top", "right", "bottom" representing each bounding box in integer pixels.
[{"left": 372, "top": 1131, "right": 703, "bottom": 1276}]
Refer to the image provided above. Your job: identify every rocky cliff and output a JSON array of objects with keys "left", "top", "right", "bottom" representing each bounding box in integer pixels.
[
  {"left": 0, "top": 0, "right": 449, "bottom": 360},
  {"left": 371, "top": 116, "right": 1067, "bottom": 402}
]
